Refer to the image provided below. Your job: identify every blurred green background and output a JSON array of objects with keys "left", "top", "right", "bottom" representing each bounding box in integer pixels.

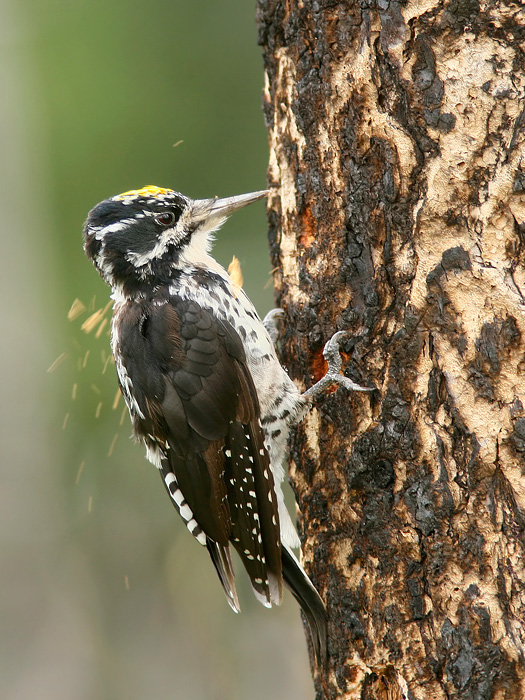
[{"left": 0, "top": 1, "right": 314, "bottom": 698}]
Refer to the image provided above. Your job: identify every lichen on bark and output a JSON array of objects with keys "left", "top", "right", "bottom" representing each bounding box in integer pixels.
[{"left": 257, "top": 1, "right": 525, "bottom": 698}]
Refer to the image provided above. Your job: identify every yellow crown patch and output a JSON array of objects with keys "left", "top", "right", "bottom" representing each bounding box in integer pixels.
[{"left": 114, "top": 185, "right": 173, "bottom": 200}]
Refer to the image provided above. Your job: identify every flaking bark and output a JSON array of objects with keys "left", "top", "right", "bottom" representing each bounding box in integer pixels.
[{"left": 257, "top": 1, "right": 525, "bottom": 698}]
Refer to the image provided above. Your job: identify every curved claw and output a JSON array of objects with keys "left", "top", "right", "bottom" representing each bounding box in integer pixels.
[
  {"left": 263, "top": 308, "right": 285, "bottom": 345},
  {"left": 322, "top": 330, "right": 349, "bottom": 373},
  {"left": 303, "top": 330, "right": 374, "bottom": 399},
  {"left": 263, "top": 308, "right": 285, "bottom": 324}
]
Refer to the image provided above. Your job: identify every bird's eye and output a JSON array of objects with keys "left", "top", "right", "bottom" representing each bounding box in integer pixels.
[{"left": 154, "top": 211, "right": 176, "bottom": 227}]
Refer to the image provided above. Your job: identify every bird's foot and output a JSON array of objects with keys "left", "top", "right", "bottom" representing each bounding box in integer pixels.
[
  {"left": 302, "top": 331, "right": 373, "bottom": 400},
  {"left": 263, "top": 308, "right": 285, "bottom": 346}
]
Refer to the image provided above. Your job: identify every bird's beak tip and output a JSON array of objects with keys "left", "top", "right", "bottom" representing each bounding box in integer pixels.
[
  {"left": 198, "top": 189, "right": 269, "bottom": 219},
  {"left": 217, "top": 189, "right": 269, "bottom": 208}
]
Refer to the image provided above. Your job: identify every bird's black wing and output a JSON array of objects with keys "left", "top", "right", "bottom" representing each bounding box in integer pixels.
[{"left": 114, "top": 296, "right": 282, "bottom": 609}]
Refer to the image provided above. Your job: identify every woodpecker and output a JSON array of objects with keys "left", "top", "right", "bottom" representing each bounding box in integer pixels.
[{"left": 83, "top": 185, "right": 369, "bottom": 665}]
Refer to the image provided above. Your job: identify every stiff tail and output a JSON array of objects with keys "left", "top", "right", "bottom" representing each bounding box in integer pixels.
[
  {"left": 206, "top": 540, "right": 241, "bottom": 613},
  {"left": 281, "top": 546, "right": 328, "bottom": 667}
]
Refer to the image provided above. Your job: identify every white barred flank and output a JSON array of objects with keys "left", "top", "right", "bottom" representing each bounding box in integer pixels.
[{"left": 163, "top": 471, "right": 206, "bottom": 545}]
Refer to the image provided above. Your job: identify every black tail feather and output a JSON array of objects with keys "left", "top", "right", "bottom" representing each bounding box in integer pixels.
[
  {"left": 206, "top": 539, "right": 241, "bottom": 613},
  {"left": 281, "top": 546, "right": 328, "bottom": 668}
]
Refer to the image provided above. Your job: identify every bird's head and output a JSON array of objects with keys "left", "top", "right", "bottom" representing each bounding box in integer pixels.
[{"left": 83, "top": 185, "right": 268, "bottom": 295}]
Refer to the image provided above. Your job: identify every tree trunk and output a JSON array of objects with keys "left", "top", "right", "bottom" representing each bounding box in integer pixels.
[{"left": 256, "top": 2, "right": 525, "bottom": 698}]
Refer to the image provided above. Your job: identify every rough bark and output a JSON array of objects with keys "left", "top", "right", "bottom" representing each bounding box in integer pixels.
[{"left": 257, "top": 1, "right": 525, "bottom": 698}]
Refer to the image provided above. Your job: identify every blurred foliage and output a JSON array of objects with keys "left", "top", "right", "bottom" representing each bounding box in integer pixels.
[{"left": 0, "top": 1, "right": 314, "bottom": 699}]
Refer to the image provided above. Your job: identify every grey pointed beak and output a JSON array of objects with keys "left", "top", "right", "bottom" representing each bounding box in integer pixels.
[
  {"left": 208, "top": 190, "right": 269, "bottom": 216},
  {"left": 192, "top": 190, "right": 269, "bottom": 223}
]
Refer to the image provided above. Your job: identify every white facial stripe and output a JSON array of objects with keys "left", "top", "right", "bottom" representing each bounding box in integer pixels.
[
  {"left": 94, "top": 218, "right": 136, "bottom": 240},
  {"left": 125, "top": 224, "right": 190, "bottom": 267},
  {"left": 125, "top": 235, "right": 170, "bottom": 267}
]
